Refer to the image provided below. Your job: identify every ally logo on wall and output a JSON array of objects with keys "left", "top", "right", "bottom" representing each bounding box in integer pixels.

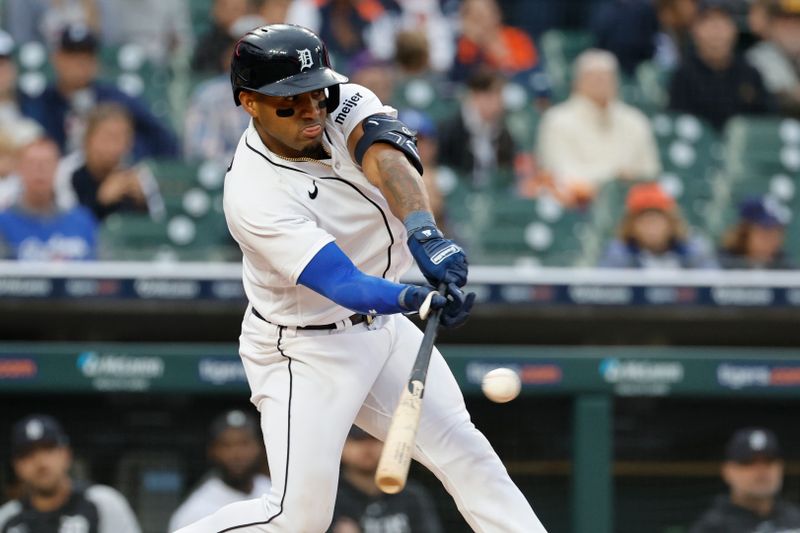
[
  {"left": 77, "top": 352, "right": 165, "bottom": 392},
  {"left": 600, "top": 358, "right": 684, "bottom": 396}
]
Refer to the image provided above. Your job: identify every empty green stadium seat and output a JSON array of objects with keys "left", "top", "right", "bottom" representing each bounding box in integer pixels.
[
  {"left": 540, "top": 29, "right": 594, "bottom": 101},
  {"left": 469, "top": 191, "right": 588, "bottom": 266},
  {"left": 499, "top": 81, "right": 543, "bottom": 146},
  {"left": 651, "top": 113, "right": 721, "bottom": 229},
  {"left": 392, "top": 77, "right": 459, "bottom": 123},
  {"left": 706, "top": 116, "right": 800, "bottom": 241}
]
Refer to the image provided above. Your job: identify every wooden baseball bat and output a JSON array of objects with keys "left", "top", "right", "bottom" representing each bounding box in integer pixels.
[{"left": 375, "top": 287, "right": 445, "bottom": 494}]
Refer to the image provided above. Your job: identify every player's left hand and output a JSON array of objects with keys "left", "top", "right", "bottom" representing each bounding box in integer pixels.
[
  {"left": 440, "top": 283, "right": 476, "bottom": 329},
  {"left": 399, "top": 285, "right": 448, "bottom": 319},
  {"left": 408, "top": 227, "right": 468, "bottom": 289}
]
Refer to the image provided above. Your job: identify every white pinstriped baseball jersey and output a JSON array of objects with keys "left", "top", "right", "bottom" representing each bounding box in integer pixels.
[{"left": 223, "top": 84, "right": 414, "bottom": 327}]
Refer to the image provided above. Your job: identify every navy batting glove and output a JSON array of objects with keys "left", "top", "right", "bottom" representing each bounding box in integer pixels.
[
  {"left": 407, "top": 227, "right": 468, "bottom": 289},
  {"left": 440, "top": 283, "right": 476, "bottom": 329},
  {"left": 398, "top": 285, "right": 447, "bottom": 316}
]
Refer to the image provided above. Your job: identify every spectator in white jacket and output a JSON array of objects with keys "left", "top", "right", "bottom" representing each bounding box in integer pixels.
[{"left": 536, "top": 49, "right": 661, "bottom": 206}]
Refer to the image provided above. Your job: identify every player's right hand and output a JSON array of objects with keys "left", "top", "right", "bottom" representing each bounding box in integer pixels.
[{"left": 440, "top": 283, "right": 476, "bottom": 329}]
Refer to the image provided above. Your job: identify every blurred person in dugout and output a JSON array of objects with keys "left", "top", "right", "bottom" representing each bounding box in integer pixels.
[
  {"left": 328, "top": 427, "right": 443, "bottom": 533},
  {"left": 690, "top": 427, "right": 800, "bottom": 532},
  {"left": 746, "top": 0, "right": 800, "bottom": 118},
  {"left": 0, "top": 137, "right": 97, "bottom": 261},
  {"left": 599, "top": 182, "right": 718, "bottom": 268},
  {"left": 168, "top": 410, "right": 271, "bottom": 531},
  {"left": 719, "top": 196, "right": 795, "bottom": 269},
  {"left": 669, "top": 0, "right": 770, "bottom": 131},
  {"left": 55, "top": 103, "right": 164, "bottom": 222},
  {"left": 0, "top": 414, "right": 141, "bottom": 533},
  {"left": 536, "top": 49, "right": 661, "bottom": 207},
  {"left": 19, "top": 23, "right": 179, "bottom": 161},
  {"left": 438, "top": 68, "right": 516, "bottom": 190}
]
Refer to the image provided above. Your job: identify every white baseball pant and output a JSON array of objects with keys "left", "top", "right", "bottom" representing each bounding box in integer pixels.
[{"left": 174, "top": 310, "right": 547, "bottom": 533}]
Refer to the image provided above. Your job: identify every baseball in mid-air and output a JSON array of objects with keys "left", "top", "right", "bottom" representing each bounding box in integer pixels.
[{"left": 481, "top": 368, "right": 521, "bottom": 403}]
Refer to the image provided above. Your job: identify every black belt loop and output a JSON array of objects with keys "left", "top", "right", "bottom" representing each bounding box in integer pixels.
[{"left": 251, "top": 306, "right": 369, "bottom": 330}]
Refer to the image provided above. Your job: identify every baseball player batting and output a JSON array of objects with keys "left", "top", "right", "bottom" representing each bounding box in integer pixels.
[{"left": 175, "top": 24, "right": 547, "bottom": 533}]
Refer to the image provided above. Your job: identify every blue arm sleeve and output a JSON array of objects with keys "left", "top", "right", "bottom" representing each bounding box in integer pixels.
[{"left": 297, "top": 242, "right": 407, "bottom": 315}]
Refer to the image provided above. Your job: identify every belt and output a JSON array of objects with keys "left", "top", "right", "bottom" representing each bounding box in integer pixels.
[{"left": 251, "top": 307, "right": 371, "bottom": 330}]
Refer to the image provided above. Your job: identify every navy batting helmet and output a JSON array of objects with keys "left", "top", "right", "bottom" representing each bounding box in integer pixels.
[{"left": 230, "top": 24, "right": 348, "bottom": 112}]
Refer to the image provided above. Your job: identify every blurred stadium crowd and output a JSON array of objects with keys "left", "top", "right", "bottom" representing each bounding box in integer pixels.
[{"left": 0, "top": 0, "right": 796, "bottom": 269}]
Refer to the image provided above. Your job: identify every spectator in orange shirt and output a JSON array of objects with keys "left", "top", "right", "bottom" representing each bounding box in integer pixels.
[{"left": 451, "top": 0, "right": 550, "bottom": 102}]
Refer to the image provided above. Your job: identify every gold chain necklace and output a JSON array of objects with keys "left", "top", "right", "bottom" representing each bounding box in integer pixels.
[{"left": 273, "top": 146, "right": 332, "bottom": 167}]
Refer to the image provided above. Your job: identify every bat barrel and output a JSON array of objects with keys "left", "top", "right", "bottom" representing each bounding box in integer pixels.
[{"left": 374, "top": 284, "right": 446, "bottom": 494}]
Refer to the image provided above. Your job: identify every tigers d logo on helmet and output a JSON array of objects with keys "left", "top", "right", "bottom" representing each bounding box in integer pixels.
[{"left": 297, "top": 48, "right": 314, "bottom": 71}]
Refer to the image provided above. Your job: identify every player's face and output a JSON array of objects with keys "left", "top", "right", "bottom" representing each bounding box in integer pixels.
[
  {"left": 210, "top": 428, "right": 263, "bottom": 483},
  {"left": 13, "top": 446, "right": 71, "bottom": 496},
  {"left": 240, "top": 89, "right": 327, "bottom": 159},
  {"left": 723, "top": 458, "right": 784, "bottom": 500},
  {"left": 341, "top": 436, "right": 384, "bottom": 474}
]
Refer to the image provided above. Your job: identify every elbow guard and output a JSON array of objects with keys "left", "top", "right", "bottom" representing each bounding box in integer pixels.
[{"left": 354, "top": 114, "right": 424, "bottom": 175}]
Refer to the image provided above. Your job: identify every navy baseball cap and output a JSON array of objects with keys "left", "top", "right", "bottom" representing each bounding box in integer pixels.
[
  {"left": 59, "top": 24, "right": 99, "bottom": 53},
  {"left": 209, "top": 409, "right": 259, "bottom": 441},
  {"left": 11, "top": 415, "right": 70, "bottom": 458},
  {"left": 739, "top": 196, "right": 789, "bottom": 228},
  {"left": 726, "top": 427, "right": 781, "bottom": 463}
]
